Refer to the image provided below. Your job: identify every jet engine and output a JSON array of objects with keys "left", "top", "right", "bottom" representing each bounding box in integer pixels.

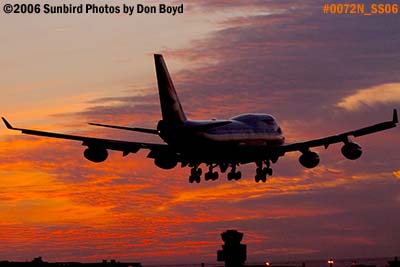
[
  {"left": 83, "top": 147, "right": 108, "bottom": 163},
  {"left": 154, "top": 155, "right": 178, "bottom": 169},
  {"left": 341, "top": 142, "right": 362, "bottom": 160},
  {"left": 299, "top": 151, "right": 320, "bottom": 168}
]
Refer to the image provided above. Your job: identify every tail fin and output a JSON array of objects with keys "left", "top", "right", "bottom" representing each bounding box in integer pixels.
[{"left": 154, "top": 54, "right": 187, "bottom": 125}]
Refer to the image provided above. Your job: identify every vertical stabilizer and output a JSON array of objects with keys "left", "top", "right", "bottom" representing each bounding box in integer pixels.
[{"left": 154, "top": 54, "right": 187, "bottom": 125}]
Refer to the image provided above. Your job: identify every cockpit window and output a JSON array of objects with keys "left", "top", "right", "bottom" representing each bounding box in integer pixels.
[{"left": 262, "top": 119, "right": 275, "bottom": 125}]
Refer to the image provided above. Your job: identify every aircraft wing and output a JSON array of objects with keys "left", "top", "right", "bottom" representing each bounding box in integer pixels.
[
  {"left": 278, "top": 109, "right": 398, "bottom": 153},
  {"left": 1, "top": 117, "right": 169, "bottom": 156}
]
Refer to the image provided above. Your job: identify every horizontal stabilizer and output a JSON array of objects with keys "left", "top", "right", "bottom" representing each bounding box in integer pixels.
[{"left": 88, "top": 122, "right": 159, "bottom": 135}]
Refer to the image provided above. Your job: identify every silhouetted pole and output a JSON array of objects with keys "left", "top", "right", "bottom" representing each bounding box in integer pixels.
[{"left": 217, "top": 230, "right": 247, "bottom": 267}]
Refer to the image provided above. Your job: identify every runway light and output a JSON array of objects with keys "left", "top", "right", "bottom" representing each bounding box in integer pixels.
[{"left": 265, "top": 261, "right": 271, "bottom": 266}]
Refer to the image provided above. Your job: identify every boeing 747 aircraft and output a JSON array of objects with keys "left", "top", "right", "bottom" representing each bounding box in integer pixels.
[{"left": 2, "top": 54, "right": 398, "bottom": 183}]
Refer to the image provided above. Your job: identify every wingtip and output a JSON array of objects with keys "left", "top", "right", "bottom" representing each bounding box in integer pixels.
[
  {"left": 393, "top": 109, "right": 398, "bottom": 124},
  {"left": 1, "top": 117, "right": 14, "bottom": 129}
]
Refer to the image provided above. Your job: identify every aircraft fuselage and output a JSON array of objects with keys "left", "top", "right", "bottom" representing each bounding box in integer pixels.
[
  {"left": 157, "top": 113, "right": 285, "bottom": 165},
  {"left": 199, "top": 114, "right": 284, "bottom": 145}
]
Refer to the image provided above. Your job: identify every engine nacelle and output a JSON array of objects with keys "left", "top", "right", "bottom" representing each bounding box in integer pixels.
[
  {"left": 84, "top": 147, "right": 108, "bottom": 163},
  {"left": 299, "top": 151, "right": 320, "bottom": 168},
  {"left": 154, "top": 155, "right": 178, "bottom": 169},
  {"left": 341, "top": 142, "right": 362, "bottom": 160}
]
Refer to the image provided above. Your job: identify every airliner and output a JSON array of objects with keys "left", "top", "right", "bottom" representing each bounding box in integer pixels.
[{"left": 2, "top": 54, "right": 398, "bottom": 183}]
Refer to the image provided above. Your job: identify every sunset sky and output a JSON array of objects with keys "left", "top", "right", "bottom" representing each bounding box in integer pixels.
[{"left": 0, "top": 0, "right": 399, "bottom": 264}]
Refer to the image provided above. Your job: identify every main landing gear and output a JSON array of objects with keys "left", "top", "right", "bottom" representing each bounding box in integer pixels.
[
  {"left": 227, "top": 164, "right": 241, "bottom": 181},
  {"left": 189, "top": 166, "right": 202, "bottom": 183},
  {"left": 205, "top": 164, "right": 219, "bottom": 181},
  {"left": 188, "top": 162, "right": 273, "bottom": 183},
  {"left": 188, "top": 163, "right": 241, "bottom": 183},
  {"left": 255, "top": 160, "right": 272, "bottom": 183}
]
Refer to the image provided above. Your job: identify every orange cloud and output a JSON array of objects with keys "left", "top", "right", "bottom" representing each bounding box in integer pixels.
[{"left": 337, "top": 83, "right": 400, "bottom": 110}]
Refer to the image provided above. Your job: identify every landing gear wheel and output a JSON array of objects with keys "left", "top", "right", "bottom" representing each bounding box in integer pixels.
[
  {"left": 255, "top": 174, "right": 267, "bottom": 183},
  {"left": 191, "top": 167, "right": 202, "bottom": 175},
  {"left": 227, "top": 163, "right": 241, "bottom": 181},
  {"left": 228, "top": 171, "right": 241, "bottom": 181},
  {"left": 205, "top": 164, "right": 219, "bottom": 181},
  {"left": 189, "top": 174, "right": 201, "bottom": 183},
  {"left": 189, "top": 166, "right": 202, "bottom": 183},
  {"left": 261, "top": 175, "right": 267, "bottom": 183},
  {"left": 234, "top": 171, "right": 242, "bottom": 180},
  {"left": 259, "top": 168, "right": 268, "bottom": 183},
  {"left": 254, "top": 161, "right": 273, "bottom": 183},
  {"left": 205, "top": 171, "right": 218, "bottom": 181},
  {"left": 262, "top": 168, "right": 268, "bottom": 175}
]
